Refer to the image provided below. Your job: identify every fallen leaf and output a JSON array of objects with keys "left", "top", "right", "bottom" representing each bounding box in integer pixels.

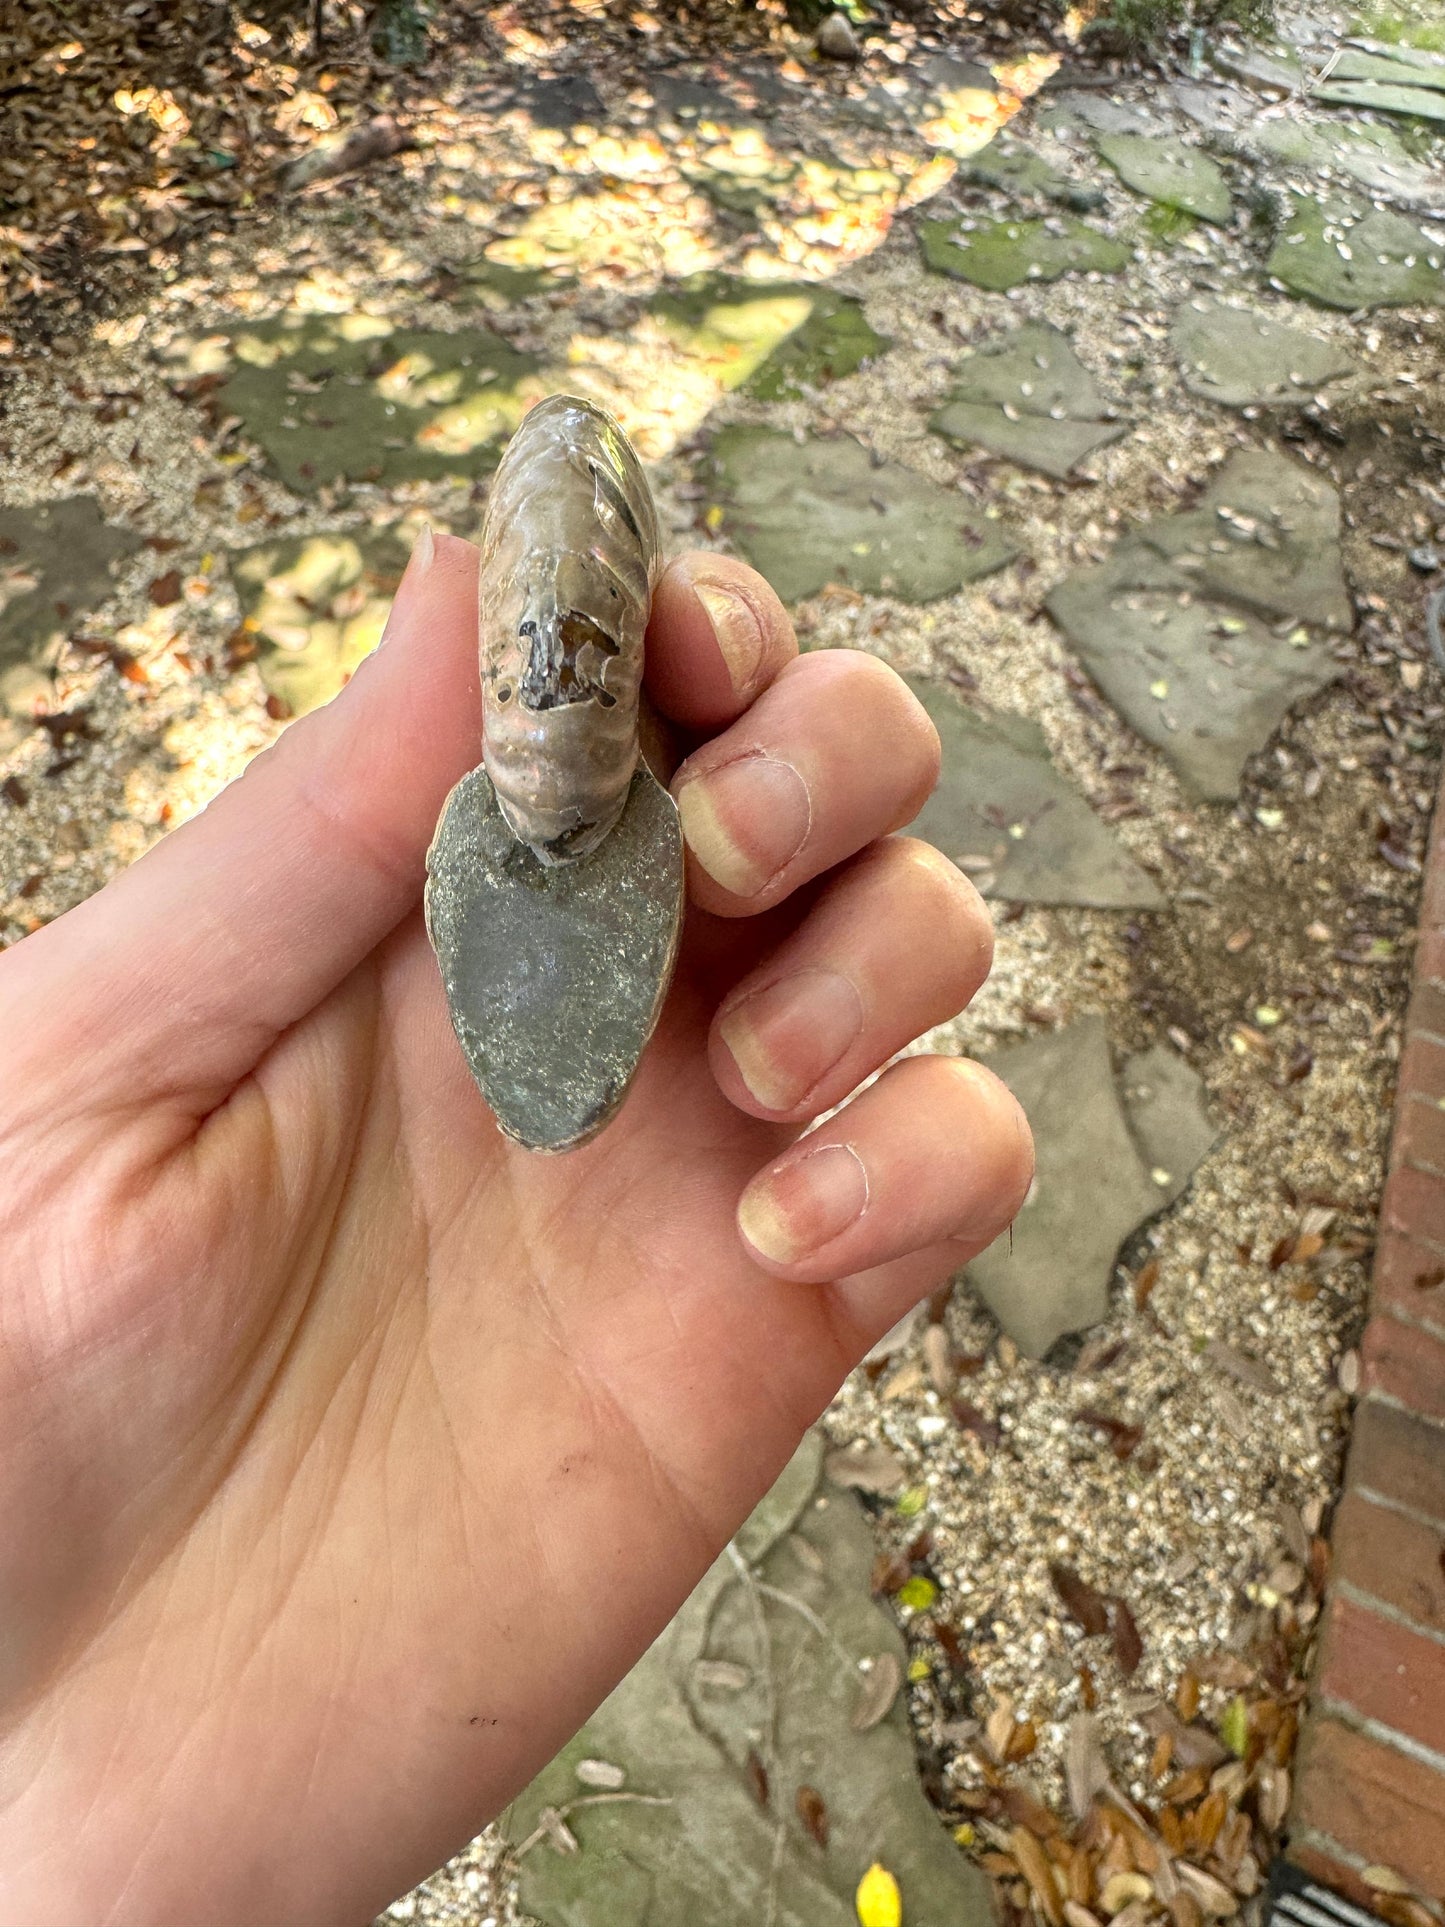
[
  {"left": 1050, "top": 1562, "right": 1110, "bottom": 1637},
  {"left": 856, "top": 1861, "right": 903, "bottom": 1927},
  {"left": 1012, "top": 1826, "right": 1064, "bottom": 1926},
  {"left": 745, "top": 1747, "right": 770, "bottom": 1808},
  {"left": 1074, "top": 1408, "right": 1144, "bottom": 1461},
  {"left": 1220, "top": 1694, "right": 1249, "bottom": 1758},
  {"left": 826, "top": 1443, "right": 906, "bottom": 1496},
  {"left": 851, "top": 1653, "right": 902, "bottom": 1731},
  {"left": 149, "top": 569, "right": 183, "bottom": 606},
  {"left": 796, "top": 1783, "right": 830, "bottom": 1848},
  {"left": 1109, "top": 1598, "right": 1143, "bottom": 1676}
]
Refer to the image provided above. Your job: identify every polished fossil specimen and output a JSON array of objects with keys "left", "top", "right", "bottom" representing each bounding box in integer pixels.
[{"left": 425, "top": 395, "right": 684, "bottom": 1152}]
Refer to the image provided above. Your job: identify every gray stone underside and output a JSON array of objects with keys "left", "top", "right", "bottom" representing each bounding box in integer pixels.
[
  {"left": 929, "top": 322, "right": 1130, "bottom": 479},
  {"left": 504, "top": 1431, "right": 995, "bottom": 1927},
  {"left": 966, "top": 1019, "right": 1215, "bottom": 1357},
  {"left": 425, "top": 762, "right": 683, "bottom": 1152},
  {"left": 1044, "top": 450, "right": 1348, "bottom": 800},
  {"left": 1169, "top": 299, "right": 1354, "bottom": 409},
  {"left": 710, "top": 427, "right": 1018, "bottom": 604},
  {"left": 903, "top": 677, "right": 1163, "bottom": 909}
]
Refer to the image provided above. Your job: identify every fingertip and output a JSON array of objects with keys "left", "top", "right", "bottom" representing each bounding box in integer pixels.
[{"left": 646, "top": 554, "right": 797, "bottom": 730}]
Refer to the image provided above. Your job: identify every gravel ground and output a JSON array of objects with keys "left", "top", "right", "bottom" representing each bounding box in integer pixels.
[{"left": 2, "top": 2, "right": 1443, "bottom": 1918}]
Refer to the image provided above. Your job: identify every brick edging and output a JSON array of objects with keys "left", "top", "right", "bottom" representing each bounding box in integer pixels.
[{"left": 1287, "top": 769, "right": 1445, "bottom": 1913}]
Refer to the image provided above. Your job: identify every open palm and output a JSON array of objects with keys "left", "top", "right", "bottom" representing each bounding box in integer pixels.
[{"left": 0, "top": 533, "right": 1031, "bottom": 1927}]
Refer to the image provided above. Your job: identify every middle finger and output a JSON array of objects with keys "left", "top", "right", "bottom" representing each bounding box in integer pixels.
[{"left": 671, "top": 650, "right": 939, "bottom": 916}]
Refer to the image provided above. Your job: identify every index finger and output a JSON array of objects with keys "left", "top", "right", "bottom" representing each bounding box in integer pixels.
[{"left": 643, "top": 553, "right": 798, "bottom": 734}]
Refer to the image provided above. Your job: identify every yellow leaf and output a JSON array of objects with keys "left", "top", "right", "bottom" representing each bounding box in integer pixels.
[{"left": 856, "top": 1862, "right": 902, "bottom": 1927}]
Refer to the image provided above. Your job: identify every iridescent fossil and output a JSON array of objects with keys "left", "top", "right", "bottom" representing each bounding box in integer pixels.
[
  {"left": 425, "top": 395, "right": 684, "bottom": 1152},
  {"left": 480, "top": 392, "right": 661, "bottom": 864}
]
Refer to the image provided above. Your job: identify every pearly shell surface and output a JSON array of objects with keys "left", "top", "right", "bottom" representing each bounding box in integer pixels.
[{"left": 479, "top": 393, "right": 662, "bottom": 864}]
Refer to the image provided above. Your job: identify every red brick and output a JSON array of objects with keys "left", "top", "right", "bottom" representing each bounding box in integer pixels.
[
  {"left": 1292, "top": 1715, "right": 1445, "bottom": 1894},
  {"left": 1399, "top": 1036, "right": 1445, "bottom": 1115},
  {"left": 1363, "top": 1317, "right": 1445, "bottom": 1428},
  {"left": 1395, "top": 1096, "right": 1445, "bottom": 1179},
  {"left": 1373, "top": 1227, "right": 1445, "bottom": 1335},
  {"left": 1415, "top": 928, "right": 1445, "bottom": 990},
  {"left": 1316, "top": 1592, "right": 1445, "bottom": 1756},
  {"left": 1332, "top": 1489, "right": 1445, "bottom": 1635},
  {"left": 1289, "top": 1841, "right": 1434, "bottom": 1914},
  {"left": 1383, "top": 1165, "right": 1445, "bottom": 1252},
  {"left": 1348, "top": 1399, "right": 1445, "bottom": 1521},
  {"left": 1410, "top": 978, "right": 1445, "bottom": 1044}
]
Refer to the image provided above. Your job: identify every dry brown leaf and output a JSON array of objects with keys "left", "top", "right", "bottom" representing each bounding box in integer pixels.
[
  {"left": 1065, "top": 1713, "right": 1109, "bottom": 1821},
  {"left": 851, "top": 1652, "right": 902, "bottom": 1732},
  {"left": 825, "top": 1442, "right": 905, "bottom": 1495},
  {"left": 1109, "top": 1598, "right": 1143, "bottom": 1677},
  {"left": 1050, "top": 1563, "right": 1110, "bottom": 1638},
  {"left": 795, "top": 1783, "right": 829, "bottom": 1848},
  {"left": 1011, "top": 1827, "right": 1064, "bottom": 1927}
]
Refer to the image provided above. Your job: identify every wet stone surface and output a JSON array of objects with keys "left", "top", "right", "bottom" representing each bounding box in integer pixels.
[
  {"left": 505, "top": 1432, "right": 994, "bottom": 1927},
  {"left": 710, "top": 427, "right": 1018, "bottom": 603},
  {"left": 425, "top": 764, "right": 683, "bottom": 1153},
  {"left": 929, "top": 321, "right": 1130, "bottom": 479}
]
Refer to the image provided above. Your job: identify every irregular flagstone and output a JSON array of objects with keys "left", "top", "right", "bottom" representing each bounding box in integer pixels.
[
  {"left": 918, "top": 214, "right": 1131, "bottom": 292},
  {"left": 1039, "top": 91, "right": 1157, "bottom": 136},
  {"left": 0, "top": 496, "right": 139, "bottom": 744},
  {"left": 229, "top": 525, "right": 412, "bottom": 715},
  {"left": 1045, "top": 540, "right": 1337, "bottom": 801},
  {"left": 963, "top": 139, "right": 1105, "bottom": 212},
  {"left": 1137, "top": 449, "right": 1352, "bottom": 633},
  {"left": 648, "top": 274, "right": 888, "bottom": 400},
  {"left": 181, "top": 312, "right": 544, "bottom": 492},
  {"left": 1313, "top": 77, "right": 1445, "bottom": 120},
  {"left": 1170, "top": 298, "right": 1355, "bottom": 407},
  {"left": 929, "top": 322, "right": 1130, "bottom": 479},
  {"left": 1267, "top": 196, "right": 1445, "bottom": 310},
  {"left": 710, "top": 428, "right": 1017, "bottom": 604},
  {"left": 504, "top": 1431, "right": 994, "bottom": 1927},
  {"left": 966, "top": 1018, "right": 1211, "bottom": 1356},
  {"left": 1095, "top": 134, "right": 1232, "bottom": 224},
  {"left": 1211, "top": 43, "right": 1305, "bottom": 94},
  {"left": 1240, "top": 118, "right": 1445, "bottom": 216},
  {"left": 902, "top": 677, "right": 1164, "bottom": 909},
  {"left": 1119, "top": 1043, "right": 1220, "bottom": 1209},
  {"left": 1325, "top": 45, "right": 1445, "bottom": 90}
]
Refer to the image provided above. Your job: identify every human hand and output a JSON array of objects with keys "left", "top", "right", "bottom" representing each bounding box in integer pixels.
[{"left": 0, "top": 531, "right": 1031, "bottom": 1926}]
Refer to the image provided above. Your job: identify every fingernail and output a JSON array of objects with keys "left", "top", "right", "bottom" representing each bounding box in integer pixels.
[
  {"left": 692, "top": 578, "right": 762, "bottom": 699},
  {"left": 379, "top": 521, "right": 434, "bottom": 647},
  {"left": 738, "top": 1143, "right": 870, "bottom": 1265},
  {"left": 675, "top": 755, "right": 810, "bottom": 897},
  {"left": 719, "top": 969, "right": 864, "bottom": 1112}
]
